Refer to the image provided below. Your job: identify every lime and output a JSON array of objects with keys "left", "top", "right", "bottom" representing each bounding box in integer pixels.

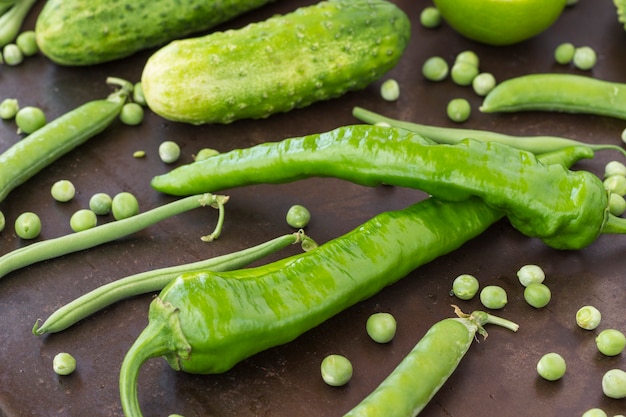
[{"left": 433, "top": 0, "right": 567, "bottom": 45}]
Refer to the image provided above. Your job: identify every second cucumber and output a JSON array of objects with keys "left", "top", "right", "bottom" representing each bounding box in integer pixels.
[{"left": 141, "top": 0, "right": 411, "bottom": 124}]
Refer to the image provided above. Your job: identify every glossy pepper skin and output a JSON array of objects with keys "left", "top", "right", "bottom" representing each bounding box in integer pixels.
[{"left": 151, "top": 124, "right": 608, "bottom": 249}]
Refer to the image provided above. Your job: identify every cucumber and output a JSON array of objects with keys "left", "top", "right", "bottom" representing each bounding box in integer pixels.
[
  {"left": 35, "top": 0, "right": 277, "bottom": 66},
  {"left": 141, "top": 0, "right": 411, "bottom": 125}
]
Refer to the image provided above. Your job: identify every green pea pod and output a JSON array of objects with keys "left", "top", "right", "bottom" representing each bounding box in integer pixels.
[
  {"left": 0, "top": 0, "right": 38, "bottom": 48},
  {"left": 0, "top": 77, "right": 132, "bottom": 203},
  {"left": 343, "top": 307, "right": 519, "bottom": 417},
  {"left": 151, "top": 124, "right": 616, "bottom": 249},
  {"left": 480, "top": 73, "right": 626, "bottom": 120}
]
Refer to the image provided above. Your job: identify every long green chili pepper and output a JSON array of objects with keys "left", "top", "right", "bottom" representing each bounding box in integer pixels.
[
  {"left": 343, "top": 306, "right": 519, "bottom": 417},
  {"left": 480, "top": 73, "right": 626, "bottom": 120},
  {"left": 0, "top": 0, "right": 38, "bottom": 48},
  {"left": 352, "top": 106, "right": 626, "bottom": 157},
  {"left": 151, "top": 124, "right": 622, "bottom": 249},
  {"left": 32, "top": 231, "right": 316, "bottom": 335},
  {"left": 0, "top": 193, "right": 228, "bottom": 281},
  {"left": 0, "top": 77, "right": 132, "bottom": 203}
]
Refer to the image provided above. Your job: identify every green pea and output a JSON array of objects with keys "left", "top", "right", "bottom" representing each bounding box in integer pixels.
[
  {"left": 380, "top": 79, "right": 400, "bottom": 102},
  {"left": 112, "top": 192, "right": 140, "bottom": 220},
  {"left": 16, "top": 31, "right": 38, "bottom": 57},
  {"left": 15, "top": 106, "right": 46, "bottom": 134},
  {"left": 2, "top": 44, "right": 23, "bottom": 66},
  {"left": 286, "top": 204, "right": 311, "bottom": 228},
  {"left": 159, "top": 140, "right": 181, "bottom": 164},
  {"left": 536, "top": 352, "right": 566, "bottom": 381},
  {"left": 609, "top": 193, "right": 626, "bottom": 216},
  {"left": 132, "top": 82, "right": 147, "bottom": 106},
  {"left": 120, "top": 102, "right": 144, "bottom": 126},
  {"left": 53, "top": 352, "right": 77, "bottom": 375},
  {"left": 516, "top": 264, "right": 545, "bottom": 287},
  {"left": 15, "top": 212, "right": 41, "bottom": 239},
  {"left": 523, "top": 282, "right": 551, "bottom": 308},
  {"left": 554, "top": 42, "right": 575, "bottom": 65},
  {"left": 596, "top": 329, "right": 626, "bottom": 356},
  {"left": 575, "top": 305, "right": 602, "bottom": 330},
  {"left": 0, "top": 98, "right": 19, "bottom": 119},
  {"left": 603, "top": 175, "right": 626, "bottom": 196},
  {"left": 194, "top": 148, "right": 220, "bottom": 161},
  {"left": 451, "top": 273, "right": 479, "bottom": 300},
  {"left": 605, "top": 160, "right": 626, "bottom": 178},
  {"left": 472, "top": 72, "right": 496, "bottom": 96},
  {"left": 602, "top": 369, "right": 626, "bottom": 399},
  {"left": 451, "top": 61, "right": 479, "bottom": 86},
  {"left": 479, "top": 285, "right": 507, "bottom": 309},
  {"left": 573, "top": 46, "right": 597, "bottom": 71},
  {"left": 50, "top": 179, "right": 76, "bottom": 202},
  {"left": 0, "top": 210, "right": 5, "bottom": 232},
  {"left": 581, "top": 409, "right": 608, "bottom": 417},
  {"left": 419, "top": 6, "right": 441, "bottom": 28},
  {"left": 366, "top": 312, "right": 397, "bottom": 343},
  {"left": 320, "top": 354, "right": 353, "bottom": 386},
  {"left": 133, "top": 150, "right": 146, "bottom": 158},
  {"left": 455, "top": 50, "right": 480, "bottom": 68},
  {"left": 70, "top": 209, "right": 98, "bottom": 232},
  {"left": 446, "top": 98, "right": 471, "bottom": 122},
  {"left": 89, "top": 192, "right": 113, "bottom": 215},
  {"left": 422, "top": 56, "right": 449, "bottom": 82}
]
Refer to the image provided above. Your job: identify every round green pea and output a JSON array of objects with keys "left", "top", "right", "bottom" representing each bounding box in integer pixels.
[
  {"left": 15, "top": 106, "right": 46, "bottom": 134},
  {"left": 53, "top": 352, "right": 77, "bottom": 376},
  {"left": 70, "top": 209, "right": 98, "bottom": 232},
  {"left": 603, "top": 175, "right": 626, "bottom": 196},
  {"left": 159, "top": 140, "right": 181, "bottom": 164},
  {"left": 472, "top": 72, "right": 496, "bottom": 96},
  {"left": 581, "top": 409, "right": 607, "bottom": 417},
  {"left": 0, "top": 98, "right": 19, "bottom": 119},
  {"left": 16, "top": 31, "right": 38, "bottom": 57},
  {"left": 422, "top": 56, "right": 449, "bottom": 82},
  {"left": 479, "top": 285, "right": 507, "bottom": 309},
  {"left": 111, "top": 192, "right": 140, "bottom": 220},
  {"left": 516, "top": 264, "right": 545, "bottom": 287},
  {"left": 321, "top": 354, "right": 353, "bottom": 386},
  {"left": 446, "top": 98, "right": 471, "bottom": 123},
  {"left": 119, "top": 102, "right": 144, "bottom": 126},
  {"left": 602, "top": 368, "right": 626, "bottom": 399},
  {"left": 609, "top": 193, "right": 626, "bottom": 216},
  {"left": 536, "top": 352, "right": 566, "bottom": 381},
  {"left": 132, "top": 82, "right": 147, "bottom": 106},
  {"left": 366, "top": 312, "right": 397, "bottom": 343},
  {"left": 50, "top": 179, "right": 76, "bottom": 202},
  {"left": 455, "top": 50, "right": 480, "bottom": 67},
  {"left": 89, "top": 192, "right": 113, "bottom": 215},
  {"left": 524, "top": 283, "right": 551, "bottom": 308},
  {"left": 380, "top": 79, "right": 400, "bottom": 102},
  {"left": 3, "top": 43, "right": 23, "bottom": 66},
  {"left": 596, "top": 329, "right": 626, "bottom": 356},
  {"left": 450, "top": 61, "right": 479, "bottom": 86},
  {"left": 419, "top": 6, "right": 441, "bottom": 28},
  {"left": 554, "top": 42, "right": 575, "bottom": 65},
  {"left": 286, "top": 204, "right": 311, "bottom": 228},
  {"left": 194, "top": 148, "right": 220, "bottom": 161},
  {"left": 605, "top": 160, "right": 626, "bottom": 178},
  {"left": 573, "top": 46, "right": 597, "bottom": 71},
  {"left": 451, "top": 273, "right": 479, "bottom": 300},
  {"left": 15, "top": 212, "right": 41, "bottom": 239},
  {"left": 575, "top": 305, "right": 602, "bottom": 330}
]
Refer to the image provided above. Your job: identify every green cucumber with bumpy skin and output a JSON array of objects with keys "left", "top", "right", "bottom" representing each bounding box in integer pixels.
[
  {"left": 35, "top": 0, "right": 277, "bottom": 66},
  {"left": 141, "top": 0, "right": 411, "bottom": 125}
]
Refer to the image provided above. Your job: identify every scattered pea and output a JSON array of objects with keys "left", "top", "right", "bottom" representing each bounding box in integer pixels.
[
  {"left": 159, "top": 140, "right": 181, "bottom": 164},
  {"left": 50, "top": 180, "right": 76, "bottom": 202},
  {"left": 132, "top": 150, "right": 146, "bottom": 158},
  {"left": 286, "top": 204, "right": 311, "bottom": 228},
  {"left": 132, "top": 82, "right": 147, "bottom": 106},
  {"left": 554, "top": 42, "right": 575, "bottom": 65},
  {"left": 450, "top": 61, "right": 479, "bottom": 86},
  {"left": 380, "top": 79, "right": 400, "bottom": 102},
  {"left": 2, "top": 43, "right": 23, "bottom": 66},
  {"left": 573, "top": 46, "right": 597, "bottom": 71},
  {"left": 609, "top": 193, "right": 626, "bottom": 216},
  {"left": 516, "top": 264, "right": 545, "bottom": 287},
  {"left": 53, "top": 352, "right": 77, "bottom": 376},
  {"left": 621, "top": 128, "right": 626, "bottom": 145},
  {"left": 446, "top": 98, "right": 471, "bottom": 122},
  {"left": 455, "top": 50, "right": 480, "bottom": 68},
  {"left": 15, "top": 106, "right": 46, "bottom": 134},
  {"left": 536, "top": 352, "right": 566, "bottom": 381},
  {"left": 111, "top": 192, "right": 140, "bottom": 220},
  {"left": 479, "top": 285, "right": 507, "bottom": 309},
  {"left": 70, "top": 209, "right": 98, "bottom": 232},
  {"left": 89, "top": 192, "right": 113, "bottom": 215},
  {"left": 14, "top": 212, "right": 41, "bottom": 239},
  {"left": 472, "top": 72, "right": 496, "bottom": 96},
  {"left": 16, "top": 31, "right": 38, "bottom": 57},
  {"left": 422, "top": 56, "right": 449, "bottom": 82},
  {"left": 366, "top": 312, "right": 397, "bottom": 343},
  {"left": 603, "top": 175, "right": 626, "bottom": 196},
  {"left": 575, "top": 305, "right": 602, "bottom": 330},
  {"left": 602, "top": 369, "right": 626, "bottom": 399},
  {"left": 119, "top": 102, "right": 144, "bottom": 126},
  {"left": 320, "top": 354, "right": 353, "bottom": 386},
  {"left": 194, "top": 148, "right": 220, "bottom": 161},
  {"left": 419, "top": 6, "right": 441, "bottom": 28},
  {"left": 581, "top": 409, "right": 607, "bottom": 417},
  {"left": 0, "top": 98, "right": 19, "bottom": 119},
  {"left": 524, "top": 282, "right": 551, "bottom": 308},
  {"left": 596, "top": 329, "right": 626, "bottom": 356},
  {"left": 451, "top": 273, "right": 479, "bottom": 300},
  {"left": 604, "top": 160, "right": 626, "bottom": 178}
]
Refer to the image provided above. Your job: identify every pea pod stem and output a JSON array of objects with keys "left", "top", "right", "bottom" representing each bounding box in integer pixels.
[
  {"left": 0, "top": 193, "right": 228, "bottom": 281},
  {"left": 32, "top": 231, "right": 315, "bottom": 335},
  {"left": 0, "top": 0, "right": 38, "bottom": 48},
  {"left": 352, "top": 106, "right": 626, "bottom": 157}
]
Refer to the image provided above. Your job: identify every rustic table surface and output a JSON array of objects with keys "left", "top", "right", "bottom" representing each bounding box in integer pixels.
[{"left": 1, "top": 0, "right": 625, "bottom": 416}]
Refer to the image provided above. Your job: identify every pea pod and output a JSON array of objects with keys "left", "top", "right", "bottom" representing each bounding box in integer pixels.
[
  {"left": 151, "top": 124, "right": 621, "bottom": 249},
  {"left": 0, "top": 0, "right": 38, "bottom": 48},
  {"left": 480, "top": 73, "right": 626, "bottom": 120},
  {"left": 119, "top": 145, "right": 585, "bottom": 417},
  {"left": 343, "top": 306, "right": 519, "bottom": 417},
  {"left": 0, "top": 77, "right": 132, "bottom": 203}
]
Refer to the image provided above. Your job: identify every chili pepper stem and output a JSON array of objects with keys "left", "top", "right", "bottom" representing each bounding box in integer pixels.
[
  {"left": 106, "top": 76, "right": 134, "bottom": 99},
  {"left": 452, "top": 304, "right": 520, "bottom": 339},
  {"left": 200, "top": 195, "right": 229, "bottom": 242},
  {"left": 120, "top": 297, "right": 191, "bottom": 417},
  {"left": 600, "top": 212, "right": 626, "bottom": 234}
]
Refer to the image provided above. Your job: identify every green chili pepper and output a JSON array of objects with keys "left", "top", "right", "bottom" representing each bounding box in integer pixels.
[
  {"left": 151, "top": 124, "right": 620, "bottom": 249},
  {"left": 480, "top": 73, "right": 626, "bottom": 120},
  {"left": 0, "top": 77, "right": 132, "bottom": 203},
  {"left": 32, "top": 231, "right": 315, "bottom": 335},
  {"left": 352, "top": 106, "right": 626, "bottom": 157},
  {"left": 343, "top": 306, "right": 518, "bottom": 417}
]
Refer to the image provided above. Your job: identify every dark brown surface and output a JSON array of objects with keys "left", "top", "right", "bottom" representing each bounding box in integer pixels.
[{"left": 1, "top": 1, "right": 625, "bottom": 416}]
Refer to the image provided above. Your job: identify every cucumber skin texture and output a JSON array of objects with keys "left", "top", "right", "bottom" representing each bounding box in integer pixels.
[
  {"left": 141, "top": 0, "right": 411, "bottom": 125},
  {"left": 35, "top": 0, "right": 277, "bottom": 66}
]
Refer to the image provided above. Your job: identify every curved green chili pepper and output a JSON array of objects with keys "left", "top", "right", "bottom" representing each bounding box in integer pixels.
[
  {"left": 480, "top": 73, "right": 626, "bottom": 120},
  {"left": 151, "top": 124, "right": 617, "bottom": 249},
  {"left": 343, "top": 306, "right": 519, "bottom": 417},
  {"left": 0, "top": 77, "right": 132, "bottom": 203}
]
